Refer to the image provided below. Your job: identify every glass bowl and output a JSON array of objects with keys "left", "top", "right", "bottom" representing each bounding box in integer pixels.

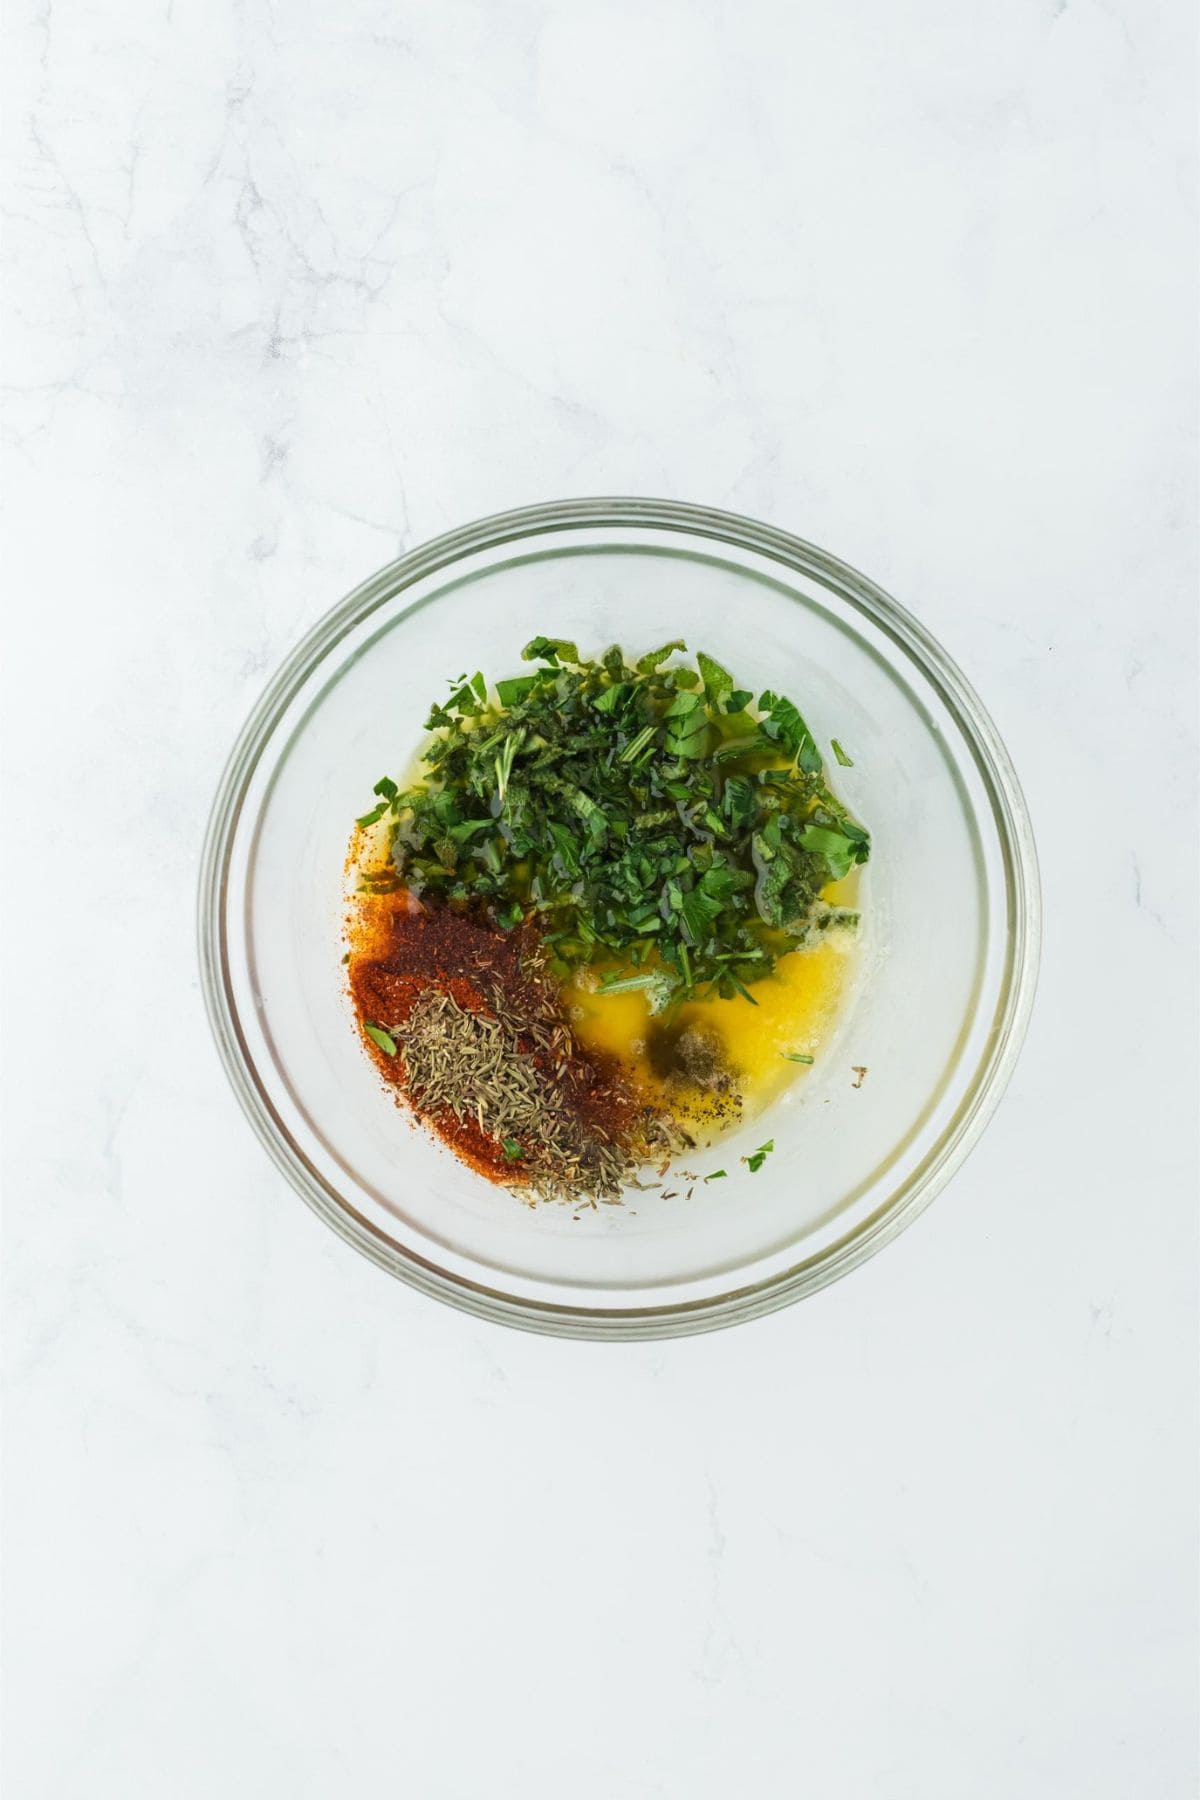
[{"left": 199, "top": 498, "right": 1040, "bottom": 1338}]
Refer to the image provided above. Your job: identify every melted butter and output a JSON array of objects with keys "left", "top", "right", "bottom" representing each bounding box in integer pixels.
[{"left": 566, "top": 876, "right": 861, "bottom": 1139}]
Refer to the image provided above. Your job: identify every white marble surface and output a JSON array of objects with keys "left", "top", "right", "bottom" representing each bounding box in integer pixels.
[{"left": 3, "top": 1, "right": 1197, "bottom": 1794}]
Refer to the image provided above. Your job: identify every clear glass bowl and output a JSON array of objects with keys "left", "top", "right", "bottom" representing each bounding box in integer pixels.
[{"left": 199, "top": 499, "right": 1040, "bottom": 1338}]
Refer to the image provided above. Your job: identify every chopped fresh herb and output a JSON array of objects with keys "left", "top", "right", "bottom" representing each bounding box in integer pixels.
[
  {"left": 831, "top": 739, "right": 854, "bottom": 767},
  {"left": 367, "top": 644, "right": 869, "bottom": 996},
  {"left": 744, "top": 1139, "right": 774, "bottom": 1173},
  {"left": 636, "top": 640, "right": 687, "bottom": 671},
  {"left": 757, "top": 691, "right": 822, "bottom": 774},
  {"left": 496, "top": 674, "right": 541, "bottom": 706},
  {"left": 501, "top": 1138, "right": 524, "bottom": 1160},
  {"left": 703, "top": 1169, "right": 727, "bottom": 1181},
  {"left": 697, "top": 650, "right": 733, "bottom": 709},
  {"left": 363, "top": 1022, "right": 397, "bottom": 1056},
  {"left": 782, "top": 1051, "right": 815, "bottom": 1064},
  {"left": 495, "top": 729, "right": 523, "bottom": 808},
  {"left": 596, "top": 969, "right": 679, "bottom": 1012},
  {"left": 522, "top": 635, "right": 579, "bottom": 665},
  {"left": 797, "top": 824, "right": 864, "bottom": 883}
]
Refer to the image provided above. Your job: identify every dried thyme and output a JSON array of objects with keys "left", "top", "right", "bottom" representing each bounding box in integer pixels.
[{"left": 392, "top": 986, "right": 644, "bottom": 1206}]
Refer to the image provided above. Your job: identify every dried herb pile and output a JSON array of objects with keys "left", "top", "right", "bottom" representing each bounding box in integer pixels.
[
  {"left": 398, "top": 988, "right": 636, "bottom": 1204},
  {"left": 348, "top": 896, "right": 665, "bottom": 1204}
]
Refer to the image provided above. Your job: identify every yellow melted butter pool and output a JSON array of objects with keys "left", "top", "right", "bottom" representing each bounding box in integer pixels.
[{"left": 565, "top": 884, "right": 861, "bottom": 1137}]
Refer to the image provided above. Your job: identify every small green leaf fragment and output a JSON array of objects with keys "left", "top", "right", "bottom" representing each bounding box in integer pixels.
[
  {"left": 364, "top": 1022, "right": 398, "bottom": 1056},
  {"left": 501, "top": 1139, "right": 524, "bottom": 1160},
  {"left": 697, "top": 651, "right": 734, "bottom": 708},
  {"left": 831, "top": 738, "right": 854, "bottom": 767},
  {"left": 635, "top": 640, "right": 687, "bottom": 672},
  {"left": 447, "top": 817, "right": 496, "bottom": 843},
  {"left": 797, "top": 824, "right": 859, "bottom": 881},
  {"left": 447, "top": 681, "right": 481, "bottom": 715},
  {"left": 522, "top": 635, "right": 579, "bottom": 665},
  {"left": 679, "top": 886, "right": 723, "bottom": 943},
  {"left": 782, "top": 1052, "right": 815, "bottom": 1064},
  {"left": 744, "top": 1140, "right": 775, "bottom": 1173},
  {"left": 759, "top": 690, "right": 822, "bottom": 773},
  {"left": 356, "top": 805, "right": 386, "bottom": 827},
  {"left": 663, "top": 689, "right": 704, "bottom": 720},
  {"left": 496, "top": 674, "right": 541, "bottom": 706},
  {"left": 597, "top": 969, "right": 679, "bottom": 1012},
  {"left": 619, "top": 725, "right": 657, "bottom": 763},
  {"left": 703, "top": 1169, "right": 728, "bottom": 1182},
  {"left": 593, "top": 681, "right": 632, "bottom": 714}
]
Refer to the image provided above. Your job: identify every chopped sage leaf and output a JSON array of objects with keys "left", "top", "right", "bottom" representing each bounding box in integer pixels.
[{"left": 744, "top": 1139, "right": 775, "bottom": 1172}]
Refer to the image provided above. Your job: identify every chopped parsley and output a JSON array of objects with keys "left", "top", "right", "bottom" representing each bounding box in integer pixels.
[
  {"left": 365, "top": 641, "right": 869, "bottom": 999},
  {"left": 744, "top": 1140, "right": 775, "bottom": 1173},
  {"left": 363, "top": 1022, "right": 397, "bottom": 1056}
]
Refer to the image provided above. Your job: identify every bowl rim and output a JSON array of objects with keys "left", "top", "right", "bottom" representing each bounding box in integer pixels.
[{"left": 198, "top": 496, "right": 1041, "bottom": 1339}]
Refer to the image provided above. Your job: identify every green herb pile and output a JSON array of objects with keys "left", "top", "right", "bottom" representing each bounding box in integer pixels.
[{"left": 358, "top": 638, "right": 869, "bottom": 1003}]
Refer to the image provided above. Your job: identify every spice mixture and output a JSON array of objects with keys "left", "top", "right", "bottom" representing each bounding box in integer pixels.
[
  {"left": 347, "top": 638, "right": 869, "bottom": 1208},
  {"left": 347, "top": 893, "right": 672, "bottom": 1204}
]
